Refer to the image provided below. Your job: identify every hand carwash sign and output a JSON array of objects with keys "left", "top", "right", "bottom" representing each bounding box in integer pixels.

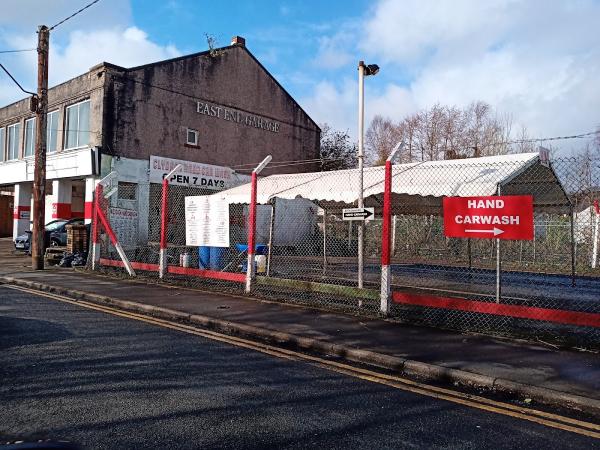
[
  {"left": 443, "top": 195, "right": 534, "bottom": 240},
  {"left": 150, "top": 156, "right": 235, "bottom": 190}
]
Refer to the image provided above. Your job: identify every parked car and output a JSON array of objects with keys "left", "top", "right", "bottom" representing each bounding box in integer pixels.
[{"left": 14, "top": 218, "right": 84, "bottom": 252}]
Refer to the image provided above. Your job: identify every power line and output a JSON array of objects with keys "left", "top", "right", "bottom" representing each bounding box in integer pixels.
[
  {"left": 499, "top": 130, "right": 600, "bottom": 146},
  {"left": 231, "top": 156, "right": 350, "bottom": 170},
  {"left": 231, "top": 157, "right": 329, "bottom": 168},
  {"left": 0, "top": 63, "right": 36, "bottom": 96},
  {"left": 50, "top": 0, "right": 103, "bottom": 31},
  {"left": 0, "top": 48, "right": 36, "bottom": 54}
]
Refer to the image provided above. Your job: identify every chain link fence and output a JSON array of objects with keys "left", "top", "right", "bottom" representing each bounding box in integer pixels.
[{"left": 88, "top": 153, "right": 600, "bottom": 348}]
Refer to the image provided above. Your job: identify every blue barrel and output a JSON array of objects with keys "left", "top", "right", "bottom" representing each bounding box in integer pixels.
[
  {"left": 210, "top": 247, "right": 227, "bottom": 270},
  {"left": 198, "top": 246, "right": 211, "bottom": 269}
]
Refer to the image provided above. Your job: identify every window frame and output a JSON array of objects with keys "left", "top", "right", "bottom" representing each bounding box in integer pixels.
[
  {"left": 24, "top": 117, "right": 36, "bottom": 158},
  {"left": 7, "top": 122, "right": 21, "bottom": 160},
  {"left": 46, "top": 109, "right": 59, "bottom": 153},
  {"left": 64, "top": 99, "right": 91, "bottom": 150},
  {"left": 186, "top": 128, "right": 199, "bottom": 146},
  {"left": 0, "top": 127, "right": 5, "bottom": 162}
]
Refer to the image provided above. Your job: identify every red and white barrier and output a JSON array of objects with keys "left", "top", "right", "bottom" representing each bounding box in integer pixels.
[{"left": 91, "top": 174, "right": 136, "bottom": 277}]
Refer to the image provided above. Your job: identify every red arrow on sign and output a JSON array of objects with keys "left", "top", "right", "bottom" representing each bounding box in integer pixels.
[{"left": 443, "top": 195, "right": 534, "bottom": 240}]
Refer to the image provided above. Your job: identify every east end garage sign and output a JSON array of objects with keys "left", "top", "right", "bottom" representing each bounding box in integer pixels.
[
  {"left": 443, "top": 195, "right": 534, "bottom": 240},
  {"left": 150, "top": 155, "right": 236, "bottom": 190}
]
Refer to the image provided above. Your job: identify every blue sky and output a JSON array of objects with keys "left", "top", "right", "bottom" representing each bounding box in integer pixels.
[{"left": 1, "top": 0, "right": 599, "bottom": 151}]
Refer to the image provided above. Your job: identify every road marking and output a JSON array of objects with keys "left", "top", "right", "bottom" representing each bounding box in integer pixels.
[{"left": 5, "top": 284, "right": 600, "bottom": 439}]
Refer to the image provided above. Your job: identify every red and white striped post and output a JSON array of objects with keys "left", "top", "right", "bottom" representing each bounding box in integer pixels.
[
  {"left": 90, "top": 183, "right": 102, "bottom": 270},
  {"left": 380, "top": 142, "right": 404, "bottom": 315},
  {"left": 159, "top": 164, "right": 183, "bottom": 279},
  {"left": 245, "top": 155, "right": 272, "bottom": 293}
]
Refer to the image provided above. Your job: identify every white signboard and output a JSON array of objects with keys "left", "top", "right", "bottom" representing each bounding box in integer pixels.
[
  {"left": 150, "top": 155, "right": 245, "bottom": 190},
  {"left": 185, "top": 196, "right": 230, "bottom": 247},
  {"left": 109, "top": 207, "right": 139, "bottom": 250},
  {"left": 342, "top": 207, "right": 375, "bottom": 222}
]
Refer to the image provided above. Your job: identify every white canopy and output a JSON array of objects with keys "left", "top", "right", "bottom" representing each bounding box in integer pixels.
[{"left": 212, "top": 152, "right": 570, "bottom": 214}]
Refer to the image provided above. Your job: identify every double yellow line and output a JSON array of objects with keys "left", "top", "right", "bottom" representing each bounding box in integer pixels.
[{"left": 6, "top": 284, "right": 600, "bottom": 439}]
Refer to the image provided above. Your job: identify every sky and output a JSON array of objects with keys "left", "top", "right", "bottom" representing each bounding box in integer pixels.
[{"left": 1, "top": 0, "right": 599, "bottom": 153}]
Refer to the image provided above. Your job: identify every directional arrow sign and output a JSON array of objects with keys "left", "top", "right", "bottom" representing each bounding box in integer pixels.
[
  {"left": 465, "top": 227, "right": 504, "bottom": 236},
  {"left": 343, "top": 207, "right": 375, "bottom": 222},
  {"left": 443, "top": 195, "right": 534, "bottom": 240}
]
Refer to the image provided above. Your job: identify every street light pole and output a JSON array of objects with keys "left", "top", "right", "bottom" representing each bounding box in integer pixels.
[
  {"left": 357, "top": 61, "right": 365, "bottom": 290},
  {"left": 357, "top": 60, "right": 379, "bottom": 292}
]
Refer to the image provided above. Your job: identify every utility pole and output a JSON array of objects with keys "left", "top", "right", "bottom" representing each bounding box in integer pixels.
[{"left": 32, "top": 25, "right": 49, "bottom": 270}]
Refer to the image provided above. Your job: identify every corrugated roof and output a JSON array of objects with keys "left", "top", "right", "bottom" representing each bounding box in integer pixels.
[{"left": 214, "top": 152, "right": 562, "bottom": 206}]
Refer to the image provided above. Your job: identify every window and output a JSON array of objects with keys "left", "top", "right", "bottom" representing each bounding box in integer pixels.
[
  {"left": 0, "top": 128, "right": 5, "bottom": 162},
  {"left": 65, "top": 100, "right": 90, "bottom": 149},
  {"left": 47, "top": 110, "right": 59, "bottom": 153},
  {"left": 186, "top": 128, "right": 198, "bottom": 145},
  {"left": 24, "top": 118, "right": 36, "bottom": 157},
  {"left": 7, "top": 123, "right": 20, "bottom": 160}
]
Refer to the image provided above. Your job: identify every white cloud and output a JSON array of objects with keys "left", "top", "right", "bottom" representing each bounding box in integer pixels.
[
  {"left": 50, "top": 27, "right": 180, "bottom": 83},
  {"left": 312, "top": 34, "right": 353, "bottom": 70},
  {"left": 300, "top": 80, "right": 416, "bottom": 138},
  {"left": 0, "top": 26, "right": 181, "bottom": 106},
  {"left": 301, "top": 0, "right": 600, "bottom": 151},
  {"left": 301, "top": 79, "right": 356, "bottom": 133}
]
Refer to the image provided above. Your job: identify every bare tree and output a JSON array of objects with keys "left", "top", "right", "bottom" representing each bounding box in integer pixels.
[
  {"left": 365, "top": 101, "right": 537, "bottom": 163},
  {"left": 319, "top": 123, "right": 358, "bottom": 171},
  {"left": 365, "top": 115, "right": 399, "bottom": 165}
]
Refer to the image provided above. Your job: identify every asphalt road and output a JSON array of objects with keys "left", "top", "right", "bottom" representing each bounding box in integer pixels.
[{"left": 0, "top": 286, "right": 597, "bottom": 450}]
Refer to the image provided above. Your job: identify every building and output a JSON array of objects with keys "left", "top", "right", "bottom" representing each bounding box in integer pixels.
[{"left": 0, "top": 36, "right": 320, "bottom": 240}]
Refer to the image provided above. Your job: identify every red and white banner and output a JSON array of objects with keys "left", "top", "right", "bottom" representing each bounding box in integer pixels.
[{"left": 443, "top": 195, "right": 534, "bottom": 240}]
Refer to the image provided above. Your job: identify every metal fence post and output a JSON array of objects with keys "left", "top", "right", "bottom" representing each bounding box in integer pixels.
[
  {"left": 266, "top": 199, "right": 276, "bottom": 277},
  {"left": 570, "top": 204, "right": 576, "bottom": 287},
  {"left": 246, "top": 156, "right": 272, "bottom": 293},
  {"left": 380, "top": 159, "right": 393, "bottom": 314},
  {"left": 159, "top": 178, "right": 169, "bottom": 279},
  {"left": 496, "top": 186, "right": 501, "bottom": 303},
  {"left": 322, "top": 208, "right": 328, "bottom": 276},
  {"left": 592, "top": 201, "right": 599, "bottom": 269},
  {"left": 380, "top": 143, "right": 403, "bottom": 315},
  {"left": 159, "top": 164, "right": 182, "bottom": 279}
]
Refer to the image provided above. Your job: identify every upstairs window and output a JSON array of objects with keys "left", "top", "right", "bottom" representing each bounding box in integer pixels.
[
  {"left": 65, "top": 99, "right": 90, "bottom": 149},
  {"left": 24, "top": 118, "right": 36, "bottom": 157},
  {"left": 186, "top": 128, "right": 198, "bottom": 146},
  {"left": 47, "top": 110, "right": 59, "bottom": 153},
  {"left": 0, "top": 127, "right": 5, "bottom": 162},
  {"left": 7, "top": 123, "right": 20, "bottom": 160}
]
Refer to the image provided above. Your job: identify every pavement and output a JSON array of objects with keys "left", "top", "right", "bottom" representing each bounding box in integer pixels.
[
  {"left": 4, "top": 287, "right": 598, "bottom": 449},
  {"left": 0, "top": 237, "right": 599, "bottom": 418}
]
